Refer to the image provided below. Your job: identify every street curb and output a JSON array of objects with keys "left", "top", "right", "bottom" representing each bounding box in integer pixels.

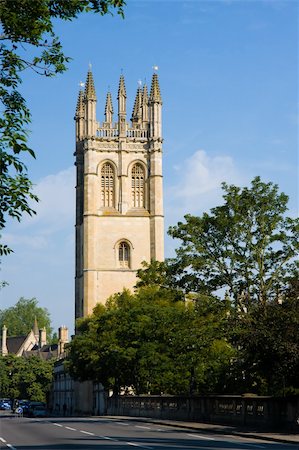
[
  {"left": 156, "top": 422, "right": 299, "bottom": 446},
  {"left": 104, "top": 416, "right": 299, "bottom": 446}
]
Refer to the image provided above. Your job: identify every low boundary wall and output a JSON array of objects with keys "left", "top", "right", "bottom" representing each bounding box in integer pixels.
[{"left": 107, "top": 395, "right": 299, "bottom": 430}]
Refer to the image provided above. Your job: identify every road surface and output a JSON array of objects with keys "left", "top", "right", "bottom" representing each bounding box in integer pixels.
[{"left": 0, "top": 415, "right": 296, "bottom": 450}]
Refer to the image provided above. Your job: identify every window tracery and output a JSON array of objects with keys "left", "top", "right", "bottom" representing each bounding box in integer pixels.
[
  {"left": 131, "top": 163, "right": 145, "bottom": 208},
  {"left": 101, "top": 163, "right": 114, "bottom": 207},
  {"left": 119, "top": 241, "right": 130, "bottom": 268}
]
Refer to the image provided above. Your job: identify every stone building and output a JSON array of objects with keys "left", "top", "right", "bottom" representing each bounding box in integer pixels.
[
  {"left": 74, "top": 69, "right": 164, "bottom": 319},
  {"left": 0, "top": 321, "right": 68, "bottom": 360},
  {"left": 51, "top": 69, "right": 165, "bottom": 415}
]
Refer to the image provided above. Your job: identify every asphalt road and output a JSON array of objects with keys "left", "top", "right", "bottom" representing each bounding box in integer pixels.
[{"left": 0, "top": 415, "right": 296, "bottom": 450}]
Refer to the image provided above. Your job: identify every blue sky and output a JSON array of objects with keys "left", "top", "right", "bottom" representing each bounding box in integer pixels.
[{"left": 1, "top": 0, "right": 298, "bottom": 335}]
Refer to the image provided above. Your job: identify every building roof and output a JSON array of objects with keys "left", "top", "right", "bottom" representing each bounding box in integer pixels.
[
  {"left": 23, "top": 344, "right": 59, "bottom": 360},
  {"left": 6, "top": 335, "right": 28, "bottom": 354}
]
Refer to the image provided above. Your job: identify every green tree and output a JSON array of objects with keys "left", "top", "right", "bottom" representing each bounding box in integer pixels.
[
  {"left": 0, "top": 354, "right": 53, "bottom": 401},
  {"left": 66, "top": 287, "right": 234, "bottom": 395},
  {"left": 229, "top": 285, "right": 299, "bottom": 396},
  {"left": 168, "top": 177, "right": 299, "bottom": 309},
  {"left": 0, "top": 297, "right": 52, "bottom": 337},
  {"left": 0, "top": 0, "right": 125, "bottom": 255},
  {"left": 136, "top": 260, "right": 185, "bottom": 301}
]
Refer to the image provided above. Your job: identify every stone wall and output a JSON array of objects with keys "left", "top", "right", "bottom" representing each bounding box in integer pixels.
[
  {"left": 107, "top": 395, "right": 299, "bottom": 430},
  {"left": 50, "top": 360, "right": 106, "bottom": 416}
]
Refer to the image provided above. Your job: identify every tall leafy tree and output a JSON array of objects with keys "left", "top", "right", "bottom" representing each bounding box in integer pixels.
[
  {"left": 0, "top": 297, "right": 52, "bottom": 337},
  {"left": 0, "top": 354, "right": 53, "bottom": 401},
  {"left": 66, "top": 287, "right": 233, "bottom": 395},
  {"left": 229, "top": 282, "right": 299, "bottom": 396},
  {"left": 168, "top": 177, "right": 299, "bottom": 309},
  {"left": 0, "top": 0, "right": 125, "bottom": 255}
]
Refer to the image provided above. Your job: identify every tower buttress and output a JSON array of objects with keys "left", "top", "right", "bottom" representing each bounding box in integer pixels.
[
  {"left": 149, "top": 72, "right": 163, "bottom": 260},
  {"left": 84, "top": 69, "right": 97, "bottom": 137}
]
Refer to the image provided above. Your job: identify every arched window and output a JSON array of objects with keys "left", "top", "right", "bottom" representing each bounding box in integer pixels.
[
  {"left": 119, "top": 241, "right": 130, "bottom": 268},
  {"left": 101, "top": 163, "right": 114, "bottom": 207},
  {"left": 131, "top": 163, "right": 145, "bottom": 208}
]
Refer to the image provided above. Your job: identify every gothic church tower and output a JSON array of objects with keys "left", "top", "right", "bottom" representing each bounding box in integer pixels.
[{"left": 74, "top": 70, "right": 164, "bottom": 319}]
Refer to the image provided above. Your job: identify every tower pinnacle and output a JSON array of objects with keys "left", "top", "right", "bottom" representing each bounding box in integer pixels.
[
  {"left": 75, "top": 89, "right": 85, "bottom": 141},
  {"left": 85, "top": 69, "right": 96, "bottom": 100},
  {"left": 117, "top": 74, "right": 127, "bottom": 136},
  {"left": 117, "top": 74, "right": 127, "bottom": 110},
  {"left": 75, "top": 89, "right": 85, "bottom": 118},
  {"left": 131, "top": 86, "right": 142, "bottom": 125},
  {"left": 142, "top": 84, "right": 149, "bottom": 124},
  {"left": 104, "top": 91, "right": 114, "bottom": 124},
  {"left": 150, "top": 73, "right": 162, "bottom": 103},
  {"left": 84, "top": 69, "right": 97, "bottom": 137}
]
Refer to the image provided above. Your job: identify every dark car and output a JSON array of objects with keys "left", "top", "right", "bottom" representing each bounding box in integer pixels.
[
  {"left": 19, "top": 400, "right": 30, "bottom": 415},
  {"left": 31, "top": 405, "right": 47, "bottom": 417},
  {"left": 28, "top": 401, "right": 47, "bottom": 417},
  {"left": 0, "top": 399, "right": 11, "bottom": 410}
]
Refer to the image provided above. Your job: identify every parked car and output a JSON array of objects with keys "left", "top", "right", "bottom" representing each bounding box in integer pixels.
[
  {"left": 31, "top": 405, "right": 47, "bottom": 417},
  {"left": 0, "top": 399, "right": 11, "bottom": 410},
  {"left": 28, "top": 402, "right": 47, "bottom": 417},
  {"left": 18, "top": 400, "right": 30, "bottom": 415}
]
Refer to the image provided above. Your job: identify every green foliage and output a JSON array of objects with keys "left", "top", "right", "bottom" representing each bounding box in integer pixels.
[
  {"left": 0, "top": 0, "right": 125, "bottom": 254},
  {"left": 135, "top": 179, "right": 299, "bottom": 397},
  {"left": 136, "top": 260, "right": 185, "bottom": 301},
  {"left": 0, "top": 354, "right": 53, "bottom": 401},
  {"left": 168, "top": 177, "right": 299, "bottom": 309},
  {"left": 136, "top": 260, "right": 170, "bottom": 288},
  {"left": 0, "top": 297, "right": 52, "bottom": 337},
  {"left": 229, "top": 274, "right": 299, "bottom": 396},
  {"left": 67, "top": 287, "right": 234, "bottom": 395}
]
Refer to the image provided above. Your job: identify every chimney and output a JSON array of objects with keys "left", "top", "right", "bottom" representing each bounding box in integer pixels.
[
  {"left": 39, "top": 327, "right": 47, "bottom": 348},
  {"left": 58, "top": 326, "right": 69, "bottom": 355},
  {"left": 2, "top": 325, "right": 8, "bottom": 355}
]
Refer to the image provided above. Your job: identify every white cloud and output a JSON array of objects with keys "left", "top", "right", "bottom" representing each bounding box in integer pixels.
[
  {"left": 1, "top": 167, "right": 76, "bottom": 334},
  {"left": 31, "top": 166, "right": 75, "bottom": 230},
  {"left": 166, "top": 149, "right": 244, "bottom": 216},
  {"left": 164, "top": 149, "right": 247, "bottom": 257},
  {"left": 3, "top": 166, "right": 75, "bottom": 250},
  {"left": 3, "top": 233, "right": 48, "bottom": 250}
]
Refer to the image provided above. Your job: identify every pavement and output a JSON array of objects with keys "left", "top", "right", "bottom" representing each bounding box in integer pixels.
[
  {"left": 2, "top": 410, "right": 298, "bottom": 446},
  {"left": 105, "top": 415, "right": 299, "bottom": 446}
]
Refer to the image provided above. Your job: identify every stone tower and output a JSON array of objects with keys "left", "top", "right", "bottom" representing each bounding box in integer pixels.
[{"left": 74, "top": 70, "right": 164, "bottom": 319}]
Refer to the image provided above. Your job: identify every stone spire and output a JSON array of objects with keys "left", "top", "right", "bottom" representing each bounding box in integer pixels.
[
  {"left": 85, "top": 69, "right": 96, "bottom": 100},
  {"left": 104, "top": 91, "right": 113, "bottom": 124},
  {"left": 142, "top": 83, "right": 149, "bottom": 125},
  {"left": 150, "top": 73, "right": 162, "bottom": 103},
  {"left": 131, "top": 86, "right": 142, "bottom": 125}
]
